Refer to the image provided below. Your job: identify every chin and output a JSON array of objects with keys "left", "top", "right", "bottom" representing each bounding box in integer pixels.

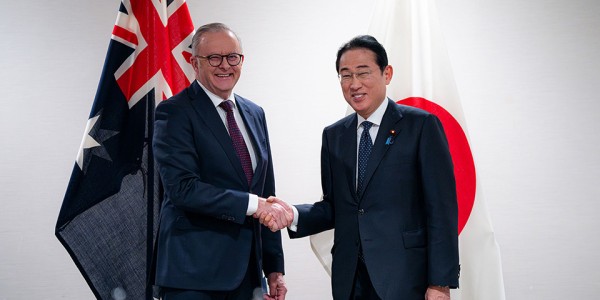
[{"left": 351, "top": 103, "right": 368, "bottom": 113}]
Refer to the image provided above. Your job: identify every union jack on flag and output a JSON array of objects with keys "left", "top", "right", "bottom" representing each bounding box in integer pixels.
[{"left": 55, "top": 1, "right": 194, "bottom": 299}]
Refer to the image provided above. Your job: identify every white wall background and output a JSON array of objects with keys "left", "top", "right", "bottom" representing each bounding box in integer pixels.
[{"left": 1, "top": 0, "right": 599, "bottom": 299}]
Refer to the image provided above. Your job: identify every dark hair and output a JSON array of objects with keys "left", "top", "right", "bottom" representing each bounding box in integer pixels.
[
  {"left": 335, "top": 35, "right": 388, "bottom": 73},
  {"left": 191, "top": 23, "right": 242, "bottom": 56}
]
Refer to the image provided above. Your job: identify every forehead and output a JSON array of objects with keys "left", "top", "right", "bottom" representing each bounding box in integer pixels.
[
  {"left": 339, "top": 48, "right": 378, "bottom": 71},
  {"left": 198, "top": 31, "right": 241, "bottom": 54}
]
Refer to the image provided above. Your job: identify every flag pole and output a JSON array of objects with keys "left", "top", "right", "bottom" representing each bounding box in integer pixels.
[{"left": 146, "top": 96, "right": 154, "bottom": 300}]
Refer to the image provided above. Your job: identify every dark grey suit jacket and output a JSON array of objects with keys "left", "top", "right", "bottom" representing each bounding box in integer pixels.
[
  {"left": 291, "top": 99, "right": 459, "bottom": 299},
  {"left": 153, "top": 81, "right": 284, "bottom": 291}
]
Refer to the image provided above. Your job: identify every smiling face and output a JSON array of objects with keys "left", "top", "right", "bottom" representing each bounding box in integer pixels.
[
  {"left": 191, "top": 30, "right": 243, "bottom": 100},
  {"left": 338, "top": 48, "right": 392, "bottom": 119}
]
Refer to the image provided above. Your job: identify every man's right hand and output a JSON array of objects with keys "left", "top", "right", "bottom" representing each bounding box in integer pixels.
[{"left": 254, "top": 197, "right": 294, "bottom": 232}]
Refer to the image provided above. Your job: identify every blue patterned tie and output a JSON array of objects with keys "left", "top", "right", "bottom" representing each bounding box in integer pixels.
[
  {"left": 357, "top": 121, "right": 373, "bottom": 195},
  {"left": 219, "top": 100, "right": 253, "bottom": 186}
]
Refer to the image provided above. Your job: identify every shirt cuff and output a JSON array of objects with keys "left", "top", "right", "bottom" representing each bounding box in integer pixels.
[
  {"left": 288, "top": 205, "right": 299, "bottom": 232},
  {"left": 246, "top": 193, "right": 258, "bottom": 215}
]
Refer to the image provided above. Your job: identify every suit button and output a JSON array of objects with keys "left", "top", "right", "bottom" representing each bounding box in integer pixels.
[{"left": 358, "top": 209, "right": 364, "bottom": 215}]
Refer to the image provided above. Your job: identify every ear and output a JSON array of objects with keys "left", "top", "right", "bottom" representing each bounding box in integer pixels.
[
  {"left": 191, "top": 56, "right": 200, "bottom": 73},
  {"left": 384, "top": 65, "right": 393, "bottom": 84}
]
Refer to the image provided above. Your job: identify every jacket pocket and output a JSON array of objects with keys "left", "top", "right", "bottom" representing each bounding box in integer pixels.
[
  {"left": 402, "top": 228, "right": 427, "bottom": 249},
  {"left": 174, "top": 215, "right": 196, "bottom": 230}
]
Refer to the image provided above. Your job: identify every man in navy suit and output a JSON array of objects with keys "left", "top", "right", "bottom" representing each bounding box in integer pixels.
[
  {"left": 153, "top": 23, "right": 287, "bottom": 300},
  {"left": 261, "top": 35, "right": 459, "bottom": 299}
]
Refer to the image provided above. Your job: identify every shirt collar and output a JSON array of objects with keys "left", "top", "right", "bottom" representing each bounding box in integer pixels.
[
  {"left": 196, "top": 80, "right": 237, "bottom": 109},
  {"left": 356, "top": 98, "right": 388, "bottom": 129}
]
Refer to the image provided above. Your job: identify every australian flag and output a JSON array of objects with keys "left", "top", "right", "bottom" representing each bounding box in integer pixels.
[{"left": 55, "top": 1, "right": 194, "bottom": 299}]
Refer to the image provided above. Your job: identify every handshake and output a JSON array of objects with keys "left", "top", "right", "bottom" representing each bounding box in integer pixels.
[{"left": 253, "top": 197, "right": 294, "bottom": 232}]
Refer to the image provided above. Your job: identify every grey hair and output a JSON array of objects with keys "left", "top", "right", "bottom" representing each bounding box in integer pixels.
[{"left": 191, "top": 23, "right": 243, "bottom": 56}]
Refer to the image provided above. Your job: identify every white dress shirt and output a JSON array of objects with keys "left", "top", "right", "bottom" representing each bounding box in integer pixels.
[{"left": 197, "top": 80, "right": 259, "bottom": 215}]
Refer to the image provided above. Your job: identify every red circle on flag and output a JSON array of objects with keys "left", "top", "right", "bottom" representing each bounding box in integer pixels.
[{"left": 397, "top": 97, "right": 475, "bottom": 234}]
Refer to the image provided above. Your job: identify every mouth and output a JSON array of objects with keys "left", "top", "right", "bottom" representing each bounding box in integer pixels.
[
  {"left": 351, "top": 93, "right": 366, "bottom": 101},
  {"left": 215, "top": 73, "right": 233, "bottom": 79}
]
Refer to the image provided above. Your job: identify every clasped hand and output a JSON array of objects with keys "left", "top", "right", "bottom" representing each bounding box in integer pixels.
[{"left": 253, "top": 197, "right": 293, "bottom": 232}]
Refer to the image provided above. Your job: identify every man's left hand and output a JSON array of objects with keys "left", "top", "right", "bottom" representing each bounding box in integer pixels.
[
  {"left": 264, "top": 272, "right": 287, "bottom": 300},
  {"left": 425, "top": 285, "right": 450, "bottom": 300}
]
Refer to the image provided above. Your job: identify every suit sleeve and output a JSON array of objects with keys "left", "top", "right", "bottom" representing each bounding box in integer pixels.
[
  {"left": 419, "top": 114, "right": 460, "bottom": 288},
  {"left": 153, "top": 100, "right": 248, "bottom": 224},
  {"left": 289, "top": 129, "right": 335, "bottom": 238}
]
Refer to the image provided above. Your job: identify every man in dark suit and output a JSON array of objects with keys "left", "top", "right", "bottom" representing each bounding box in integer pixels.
[
  {"left": 260, "top": 35, "right": 459, "bottom": 299},
  {"left": 153, "top": 23, "right": 287, "bottom": 300}
]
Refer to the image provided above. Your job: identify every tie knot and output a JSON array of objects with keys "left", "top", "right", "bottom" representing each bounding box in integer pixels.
[
  {"left": 361, "top": 121, "right": 373, "bottom": 131},
  {"left": 219, "top": 100, "right": 234, "bottom": 112}
]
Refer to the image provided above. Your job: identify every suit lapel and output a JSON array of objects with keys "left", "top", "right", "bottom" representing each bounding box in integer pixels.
[
  {"left": 187, "top": 82, "right": 248, "bottom": 187},
  {"left": 359, "top": 99, "right": 403, "bottom": 200},
  {"left": 341, "top": 115, "right": 359, "bottom": 201},
  {"left": 235, "top": 95, "right": 265, "bottom": 189}
]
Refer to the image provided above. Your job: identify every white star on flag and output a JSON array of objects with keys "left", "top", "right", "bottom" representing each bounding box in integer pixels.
[
  {"left": 75, "top": 112, "right": 118, "bottom": 172},
  {"left": 76, "top": 115, "right": 101, "bottom": 170}
]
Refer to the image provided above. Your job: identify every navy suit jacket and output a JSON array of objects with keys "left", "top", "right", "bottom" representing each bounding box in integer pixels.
[
  {"left": 291, "top": 99, "right": 459, "bottom": 299},
  {"left": 153, "top": 81, "right": 284, "bottom": 291}
]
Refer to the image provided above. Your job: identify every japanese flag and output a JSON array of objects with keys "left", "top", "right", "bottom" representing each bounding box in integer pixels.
[{"left": 309, "top": 0, "right": 506, "bottom": 299}]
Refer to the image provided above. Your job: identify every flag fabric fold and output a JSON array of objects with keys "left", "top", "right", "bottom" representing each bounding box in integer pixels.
[
  {"left": 309, "top": 0, "right": 506, "bottom": 299},
  {"left": 55, "top": 1, "right": 194, "bottom": 299}
]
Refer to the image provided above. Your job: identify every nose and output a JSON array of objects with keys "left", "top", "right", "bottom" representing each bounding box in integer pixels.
[
  {"left": 349, "top": 76, "right": 362, "bottom": 90},
  {"left": 217, "top": 57, "right": 230, "bottom": 69}
]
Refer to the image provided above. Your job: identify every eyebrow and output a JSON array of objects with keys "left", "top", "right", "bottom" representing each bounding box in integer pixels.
[{"left": 340, "top": 65, "right": 371, "bottom": 72}]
